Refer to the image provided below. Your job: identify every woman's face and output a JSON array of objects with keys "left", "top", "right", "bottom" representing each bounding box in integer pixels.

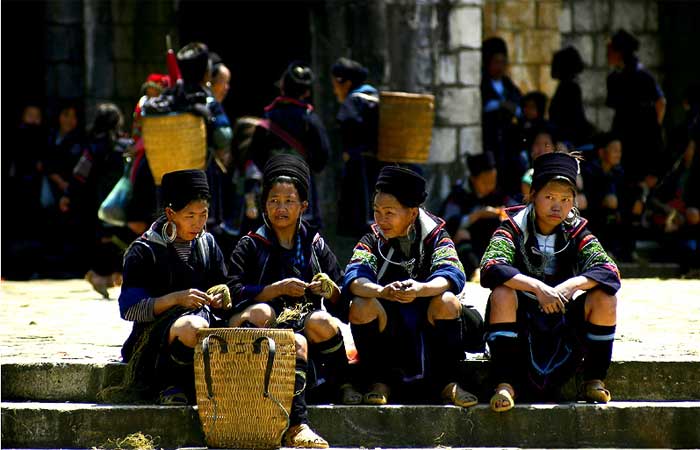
[
  {"left": 59, "top": 108, "right": 77, "bottom": 135},
  {"left": 167, "top": 200, "right": 209, "bottom": 241},
  {"left": 487, "top": 53, "right": 507, "bottom": 80},
  {"left": 265, "top": 182, "right": 307, "bottom": 231},
  {"left": 607, "top": 43, "right": 623, "bottom": 68},
  {"left": 531, "top": 133, "right": 555, "bottom": 160},
  {"left": 533, "top": 181, "right": 575, "bottom": 234},
  {"left": 212, "top": 65, "right": 231, "bottom": 103},
  {"left": 332, "top": 77, "right": 352, "bottom": 103},
  {"left": 373, "top": 192, "right": 418, "bottom": 239}
]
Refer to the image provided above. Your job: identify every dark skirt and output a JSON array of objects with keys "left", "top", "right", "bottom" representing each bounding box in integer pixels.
[{"left": 487, "top": 291, "right": 588, "bottom": 400}]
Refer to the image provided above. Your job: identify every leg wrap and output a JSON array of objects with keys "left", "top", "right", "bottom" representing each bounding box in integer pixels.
[
  {"left": 290, "top": 357, "right": 309, "bottom": 426},
  {"left": 486, "top": 322, "right": 519, "bottom": 387},
  {"left": 583, "top": 323, "right": 616, "bottom": 381}
]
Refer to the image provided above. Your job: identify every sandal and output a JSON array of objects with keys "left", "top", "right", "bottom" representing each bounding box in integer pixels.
[
  {"left": 283, "top": 423, "right": 329, "bottom": 449},
  {"left": 363, "top": 382, "right": 390, "bottom": 405},
  {"left": 581, "top": 379, "right": 611, "bottom": 403},
  {"left": 158, "top": 386, "right": 188, "bottom": 405},
  {"left": 441, "top": 382, "right": 478, "bottom": 407},
  {"left": 490, "top": 383, "right": 515, "bottom": 412},
  {"left": 340, "top": 383, "right": 362, "bottom": 405}
]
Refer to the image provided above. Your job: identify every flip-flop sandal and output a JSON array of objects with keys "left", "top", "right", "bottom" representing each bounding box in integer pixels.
[
  {"left": 490, "top": 383, "right": 515, "bottom": 412},
  {"left": 340, "top": 383, "right": 363, "bottom": 405},
  {"left": 363, "top": 382, "right": 390, "bottom": 405},
  {"left": 283, "top": 423, "right": 329, "bottom": 449},
  {"left": 441, "top": 382, "right": 478, "bottom": 407},
  {"left": 158, "top": 386, "right": 188, "bottom": 405},
  {"left": 581, "top": 379, "right": 611, "bottom": 403}
]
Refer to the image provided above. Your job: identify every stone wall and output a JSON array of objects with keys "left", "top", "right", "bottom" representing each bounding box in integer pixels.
[
  {"left": 46, "top": 0, "right": 176, "bottom": 128},
  {"left": 559, "top": 0, "right": 661, "bottom": 131},
  {"left": 317, "top": 0, "right": 484, "bottom": 213},
  {"left": 483, "top": 0, "right": 562, "bottom": 98}
]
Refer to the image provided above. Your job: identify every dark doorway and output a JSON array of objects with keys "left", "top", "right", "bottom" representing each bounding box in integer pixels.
[
  {"left": 659, "top": 1, "right": 700, "bottom": 133},
  {"left": 177, "top": 0, "right": 315, "bottom": 119},
  {"left": 1, "top": 0, "right": 47, "bottom": 130}
]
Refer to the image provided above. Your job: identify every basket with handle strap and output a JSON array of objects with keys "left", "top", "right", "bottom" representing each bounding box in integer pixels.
[
  {"left": 194, "top": 328, "right": 296, "bottom": 449},
  {"left": 377, "top": 91, "right": 435, "bottom": 164},
  {"left": 141, "top": 112, "right": 207, "bottom": 185}
]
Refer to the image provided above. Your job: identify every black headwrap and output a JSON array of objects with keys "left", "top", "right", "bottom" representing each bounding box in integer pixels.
[
  {"left": 551, "top": 46, "right": 584, "bottom": 80},
  {"left": 467, "top": 152, "right": 497, "bottom": 177},
  {"left": 375, "top": 166, "right": 427, "bottom": 207},
  {"left": 531, "top": 152, "right": 579, "bottom": 193},
  {"left": 610, "top": 29, "right": 639, "bottom": 59},
  {"left": 161, "top": 169, "right": 210, "bottom": 211},
  {"left": 262, "top": 154, "right": 310, "bottom": 202},
  {"left": 331, "top": 57, "right": 369, "bottom": 87},
  {"left": 482, "top": 37, "right": 508, "bottom": 65}
]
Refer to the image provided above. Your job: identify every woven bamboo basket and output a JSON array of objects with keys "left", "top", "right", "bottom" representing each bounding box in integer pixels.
[
  {"left": 378, "top": 91, "right": 435, "bottom": 164},
  {"left": 141, "top": 113, "right": 207, "bottom": 185},
  {"left": 194, "top": 328, "right": 295, "bottom": 449}
]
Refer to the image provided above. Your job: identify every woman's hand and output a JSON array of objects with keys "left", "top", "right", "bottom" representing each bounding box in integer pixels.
[
  {"left": 534, "top": 282, "right": 567, "bottom": 314},
  {"left": 272, "top": 278, "right": 308, "bottom": 298},
  {"left": 381, "top": 280, "right": 422, "bottom": 303},
  {"left": 553, "top": 280, "right": 579, "bottom": 302},
  {"left": 170, "top": 288, "right": 213, "bottom": 309}
]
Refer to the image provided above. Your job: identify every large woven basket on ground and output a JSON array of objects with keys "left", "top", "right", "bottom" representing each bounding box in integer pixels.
[
  {"left": 141, "top": 113, "right": 207, "bottom": 185},
  {"left": 194, "top": 328, "right": 295, "bottom": 449},
  {"left": 378, "top": 91, "right": 435, "bottom": 164}
]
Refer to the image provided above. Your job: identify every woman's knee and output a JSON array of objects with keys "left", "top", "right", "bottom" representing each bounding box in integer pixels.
[
  {"left": 304, "top": 311, "right": 339, "bottom": 343},
  {"left": 294, "top": 333, "right": 308, "bottom": 360},
  {"left": 428, "top": 291, "right": 461, "bottom": 323},
  {"left": 169, "top": 315, "right": 209, "bottom": 347},
  {"left": 488, "top": 286, "right": 518, "bottom": 323},
  {"left": 247, "top": 304, "right": 276, "bottom": 327},
  {"left": 585, "top": 289, "right": 617, "bottom": 320},
  {"left": 349, "top": 297, "right": 379, "bottom": 324},
  {"left": 229, "top": 304, "right": 276, "bottom": 327}
]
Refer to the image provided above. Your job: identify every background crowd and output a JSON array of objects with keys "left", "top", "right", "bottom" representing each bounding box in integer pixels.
[{"left": 3, "top": 28, "right": 699, "bottom": 287}]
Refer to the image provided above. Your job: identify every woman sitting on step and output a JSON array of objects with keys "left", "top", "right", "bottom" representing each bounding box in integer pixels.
[
  {"left": 481, "top": 151, "right": 620, "bottom": 412},
  {"left": 227, "top": 154, "right": 348, "bottom": 448},
  {"left": 343, "top": 165, "right": 479, "bottom": 407},
  {"left": 115, "top": 169, "right": 230, "bottom": 405}
]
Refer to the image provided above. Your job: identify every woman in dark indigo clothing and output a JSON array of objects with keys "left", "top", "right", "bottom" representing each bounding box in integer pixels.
[
  {"left": 227, "top": 154, "right": 347, "bottom": 448},
  {"left": 344, "top": 166, "right": 477, "bottom": 407},
  {"left": 117, "top": 169, "right": 229, "bottom": 405},
  {"left": 481, "top": 152, "right": 620, "bottom": 412}
]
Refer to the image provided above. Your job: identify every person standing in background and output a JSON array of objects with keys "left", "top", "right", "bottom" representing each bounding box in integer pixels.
[
  {"left": 481, "top": 37, "right": 523, "bottom": 196},
  {"left": 606, "top": 29, "right": 666, "bottom": 260},
  {"left": 331, "top": 57, "right": 381, "bottom": 238},
  {"left": 549, "top": 46, "right": 594, "bottom": 149}
]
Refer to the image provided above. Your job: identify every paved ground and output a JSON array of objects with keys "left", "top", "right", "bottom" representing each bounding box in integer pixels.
[{"left": 1, "top": 278, "right": 699, "bottom": 363}]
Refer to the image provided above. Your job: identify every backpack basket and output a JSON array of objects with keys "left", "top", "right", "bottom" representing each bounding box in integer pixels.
[
  {"left": 141, "top": 113, "right": 207, "bottom": 185},
  {"left": 194, "top": 328, "right": 296, "bottom": 449}
]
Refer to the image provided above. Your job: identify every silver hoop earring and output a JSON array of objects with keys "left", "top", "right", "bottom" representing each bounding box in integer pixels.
[
  {"left": 162, "top": 221, "right": 177, "bottom": 243},
  {"left": 407, "top": 223, "right": 417, "bottom": 242},
  {"left": 196, "top": 223, "right": 207, "bottom": 239},
  {"left": 262, "top": 213, "right": 272, "bottom": 230}
]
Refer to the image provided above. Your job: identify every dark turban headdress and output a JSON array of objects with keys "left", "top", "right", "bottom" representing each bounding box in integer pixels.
[
  {"left": 375, "top": 166, "right": 427, "bottom": 207},
  {"left": 262, "top": 154, "right": 311, "bottom": 202},
  {"left": 331, "top": 57, "right": 369, "bottom": 87},
  {"left": 610, "top": 29, "right": 640, "bottom": 58},
  {"left": 161, "top": 169, "right": 210, "bottom": 212},
  {"left": 531, "top": 152, "right": 579, "bottom": 193},
  {"left": 467, "top": 152, "right": 497, "bottom": 177}
]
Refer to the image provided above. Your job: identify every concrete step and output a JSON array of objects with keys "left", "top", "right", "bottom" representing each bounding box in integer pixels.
[
  {"left": 3, "top": 360, "right": 700, "bottom": 403},
  {"left": 617, "top": 261, "right": 683, "bottom": 278},
  {"left": 2, "top": 401, "right": 699, "bottom": 449}
]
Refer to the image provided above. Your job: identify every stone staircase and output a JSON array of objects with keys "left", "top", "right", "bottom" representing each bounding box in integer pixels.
[{"left": 2, "top": 360, "right": 700, "bottom": 449}]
